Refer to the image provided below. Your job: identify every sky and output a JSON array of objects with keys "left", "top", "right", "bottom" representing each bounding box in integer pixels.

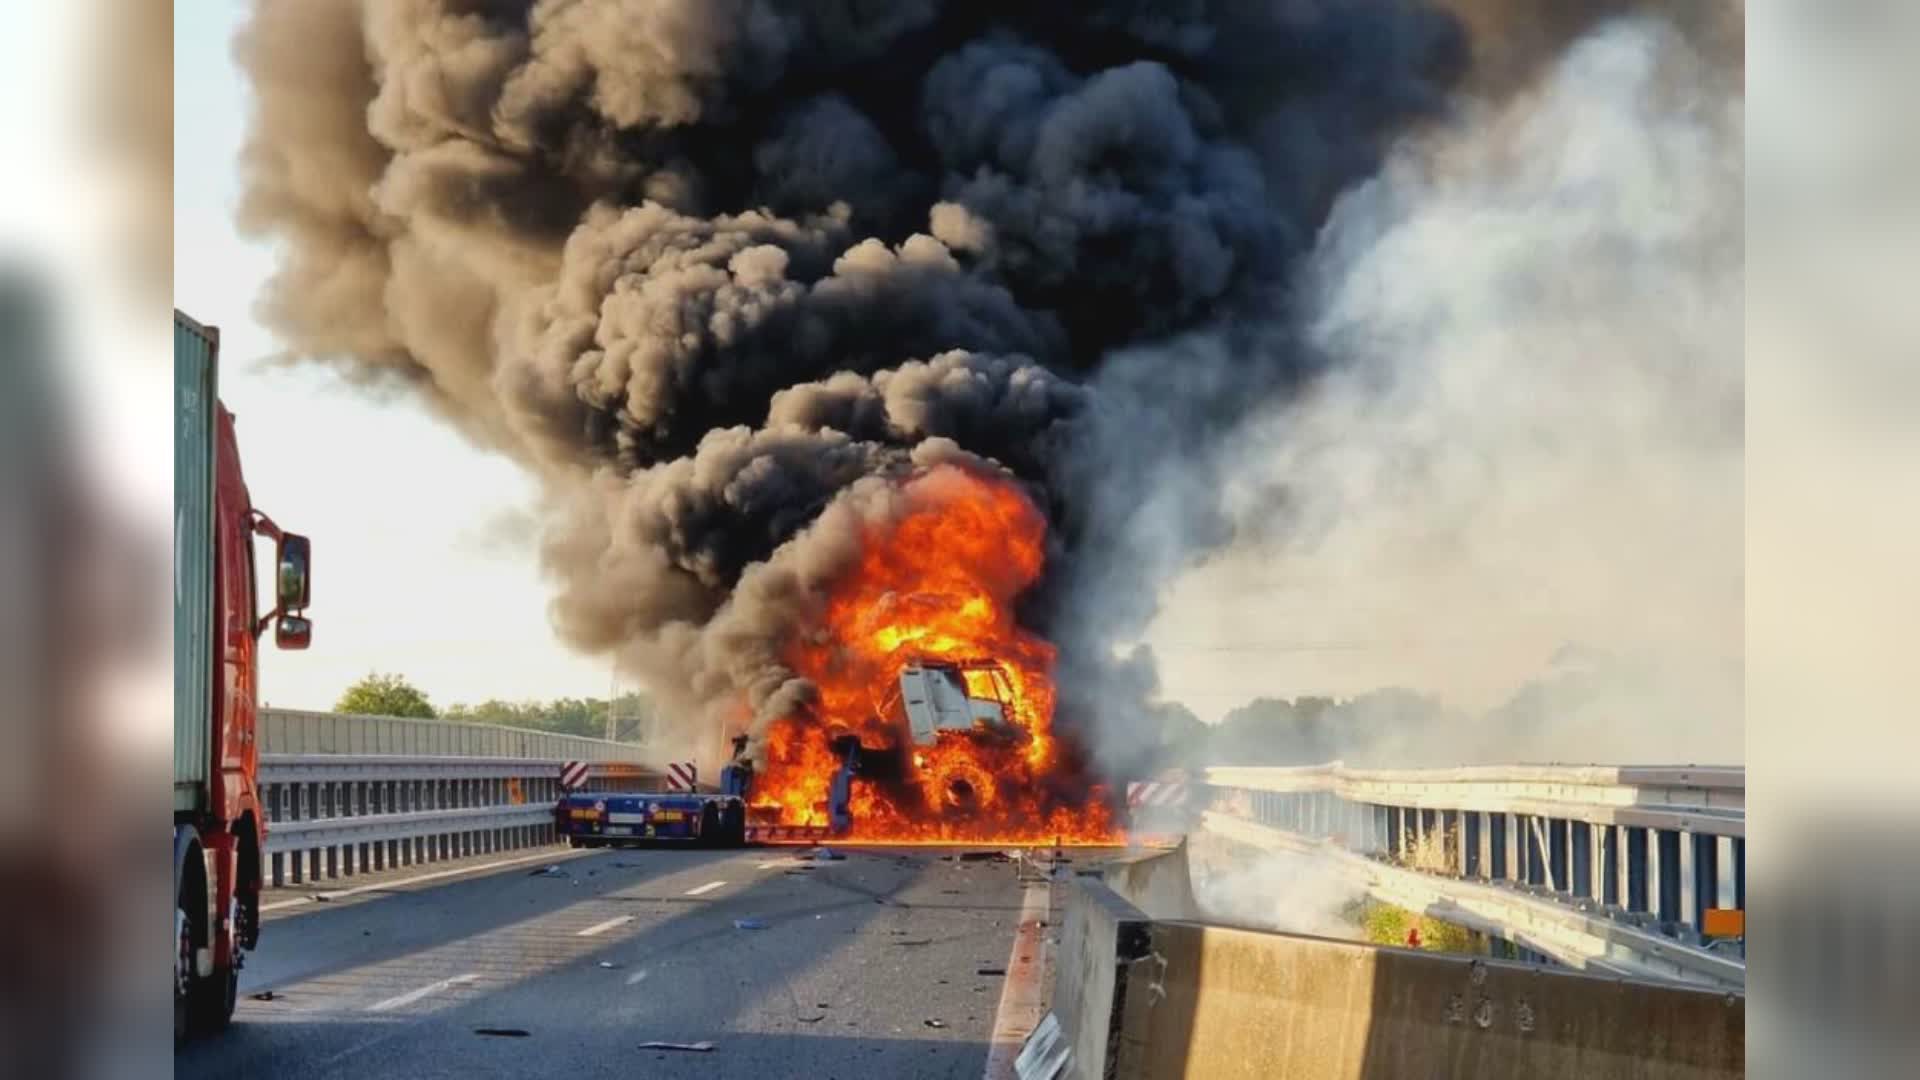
[{"left": 173, "top": 0, "right": 614, "bottom": 713}]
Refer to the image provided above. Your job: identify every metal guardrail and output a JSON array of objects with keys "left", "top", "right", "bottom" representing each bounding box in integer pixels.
[
  {"left": 1200, "top": 762, "right": 1746, "bottom": 986},
  {"left": 260, "top": 708, "right": 654, "bottom": 762},
  {"left": 1204, "top": 762, "right": 1744, "bottom": 837},
  {"left": 259, "top": 755, "right": 664, "bottom": 887}
]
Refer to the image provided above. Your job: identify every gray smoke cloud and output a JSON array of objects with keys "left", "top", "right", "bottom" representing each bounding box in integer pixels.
[
  {"left": 1124, "top": 13, "right": 1744, "bottom": 766},
  {"left": 233, "top": 1, "right": 1730, "bottom": 775}
]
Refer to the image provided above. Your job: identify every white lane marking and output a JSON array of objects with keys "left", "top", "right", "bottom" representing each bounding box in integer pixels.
[
  {"left": 367, "top": 972, "right": 479, "bottom": 1013},
  {"left": 262, "top": 848, "right": 593, "bottom": 913},
  {"left": 982, "top": 883, "right": 1051, "bottom": 1080},
  {"left": 684, "top": 880, "right": 728, "bottom": 896},
  {"left": 576, "top": 914, "right": 634, "bottom": 938},
  {"left": 755, "top": 860, "right": 789, "bottom": 870},
  {"left": 625, "top": 968, "right": 651, "bottom": 986}
]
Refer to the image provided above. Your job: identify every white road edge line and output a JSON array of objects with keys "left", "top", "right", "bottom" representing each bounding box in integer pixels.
[
  {"left": 983, "top": 882, "right": 1051, "bottom": 1080},
  {"left": 684, "top": 880, "right": 728, "bottom": 896},
  {"left": 262, "top": 848, "right": 593, "bottom": 912},
  {"left": 576, "top": 914, "right": 635, "bottom": 938},
  {"left": 367, "top": 972, "right": 479, "bottom": 1013}
]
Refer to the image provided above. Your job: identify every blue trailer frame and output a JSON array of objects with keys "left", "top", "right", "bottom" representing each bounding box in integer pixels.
[{"left": 555, "top": 790, "right": 750, "bottom": 847}]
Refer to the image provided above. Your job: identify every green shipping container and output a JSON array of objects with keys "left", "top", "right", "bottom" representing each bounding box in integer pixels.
[{"left": 174, "top": 311, "right": 218, "bottom": 814}]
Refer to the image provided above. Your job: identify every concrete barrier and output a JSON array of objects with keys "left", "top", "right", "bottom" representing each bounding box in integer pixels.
[
  {"left": 1021, "top": 848, "right": 1744, "bottom": 1080},
  {"left": 1103, "top": 841, "right": 1201, "bottom": 921},
  {"left": 1117, "top": 921, "right": 1743, "bottom": 1079}
]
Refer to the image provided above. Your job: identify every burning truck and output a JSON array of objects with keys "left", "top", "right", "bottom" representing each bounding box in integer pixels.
[{"left": 556, "top": 656, "right": 1106, "bottom": 846}]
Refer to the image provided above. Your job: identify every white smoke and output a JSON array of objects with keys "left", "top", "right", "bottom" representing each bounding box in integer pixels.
[{"left": 1144, "top": 17, "right": 1743, "bottom": 764}]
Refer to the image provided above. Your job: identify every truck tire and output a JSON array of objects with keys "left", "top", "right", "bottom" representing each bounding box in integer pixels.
[
  {"left": 175, "top": 905, "right": 192, "bottom": 1045},
  {"left": 721, "top": 803, "right": 746, "bottom": 847},
  {"left": 699, "top": 803, "right": 720, "bottom": 847},
  {"left": 189, "top": 962, "right": 237, "bottom": 1035},
  {"left": 176, "top": 876, "right": 237, "bottom": 1038}
]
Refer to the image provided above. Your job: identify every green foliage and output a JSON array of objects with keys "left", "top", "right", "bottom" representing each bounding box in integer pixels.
[
  {"left": 1355, "top": 900, "right": 1478, "bottom": 954},
  {"left": 441, "top": 691, "right": 657, "bottom": 742},
  {"left": 335, "top": 672, "right": 436, "bottom": 719},
  {"left": 1197, "top": 688, "right": 1448, "bottom": 766}
]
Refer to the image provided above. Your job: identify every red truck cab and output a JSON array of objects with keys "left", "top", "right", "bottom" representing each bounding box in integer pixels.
[{"left": 174, "top": 311, "right": 311, "bottom": 1040}]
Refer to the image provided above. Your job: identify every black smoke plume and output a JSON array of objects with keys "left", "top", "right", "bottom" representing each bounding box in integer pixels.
[{"left": 233, "top": 1, "right": 1715, "bottom": 768}]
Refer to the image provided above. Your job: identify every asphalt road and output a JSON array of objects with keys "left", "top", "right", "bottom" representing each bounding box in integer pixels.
[{"left": 176, "top": 843, "right": 1099, "bottom": 1080}]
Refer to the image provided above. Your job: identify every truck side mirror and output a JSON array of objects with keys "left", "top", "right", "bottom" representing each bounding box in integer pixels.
[
  {"left": 275, "top": 613, "right": 312, "bottom": 651},
  {"left": 276, "top": 533, "right": 311, "bottom": 611}
]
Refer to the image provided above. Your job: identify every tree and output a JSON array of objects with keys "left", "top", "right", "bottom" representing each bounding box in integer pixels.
[
  {"left": 438, "top": 691, "right": 659, "bottom": 742},
  {"left": 335, "top": 672, "right": 436, "bottom": 719}
]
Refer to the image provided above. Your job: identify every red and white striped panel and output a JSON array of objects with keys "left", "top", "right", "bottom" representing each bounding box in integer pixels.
[
  {"left": 558, "top": 760, "right": 590, "bottom": 791},
  {"left": 666, "top": 761, "right": 698, "bottom": 791},
  {"left": 1126, "top": 781, "right": 1190, "bottom": 809}
]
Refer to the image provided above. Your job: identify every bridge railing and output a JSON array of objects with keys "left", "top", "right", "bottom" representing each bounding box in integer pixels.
[
  {"left": 1199, "top": 762, "right": 1746, "bottom": 985},
  {"left": 253, "top": 709, "right": 665, "bottom": 888}
]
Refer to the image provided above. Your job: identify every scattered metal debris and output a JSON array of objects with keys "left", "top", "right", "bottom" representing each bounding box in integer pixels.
[
  {"left": 528, "top": 865, "right": 564, "bottom": 877},
  {"left": 924, "top": 1018, "right": 947, "bottom": 1029},
  {"left": 977, "top": 967, "right": 1007, "bottom": 976},
  {"left": 958, "top": 851, "right": 1010, "bottom": 863},
  {"left": 249, "top": 990, "right": 277, "bottom": 1002},
  {"left": 598, "top": 961, "right": 621, "bottom": 969},
  {"left": 804, "top": 846, "right": 845, "bottom": 861},
  {"left": 640, "top": 1041, "right": 715, "bottom": 1053}
]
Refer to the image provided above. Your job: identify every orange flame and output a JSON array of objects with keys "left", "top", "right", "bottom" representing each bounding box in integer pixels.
[{"left": 754, "top": 464, "right": 1121, "bottom": 844}]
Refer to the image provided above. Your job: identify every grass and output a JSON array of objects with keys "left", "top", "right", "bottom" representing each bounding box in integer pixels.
[{"left": 1348, "top": 898, "right": 1481, "bottom": 954}]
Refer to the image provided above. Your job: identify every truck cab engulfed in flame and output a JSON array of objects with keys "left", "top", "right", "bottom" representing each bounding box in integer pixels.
[{"left": 888, "top": 660, "right": 1030, "bottom": 747}]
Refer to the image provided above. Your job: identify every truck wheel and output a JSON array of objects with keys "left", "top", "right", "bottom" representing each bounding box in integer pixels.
[
  {"left": 175, "top": 907, "right": 192, "bottom": 1045},
  {"left": 189, "top": 963, "right": 238, "bottom": 1034},
  {"left": 700, "top": 804, "right": 721, "bottom": 848},
  {"left": 722, "top": 804, "right": 746, "bottom": 847}
]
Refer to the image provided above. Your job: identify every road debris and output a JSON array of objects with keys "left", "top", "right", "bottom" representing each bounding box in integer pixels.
[
  {"left": 640, "top": 1041, "right": 715, "bottom": 1053},
  {"left": 598, "top": 961, "right": 622, "bottom": 969},
  {"left": 626, "top": 969, "right": 650, "bottom": 986},
  {"left": 249, "top": 990, "right": 277, "bottom": 1002},
  {"left": 528, "top": 865, "right": 564, "bottom": 877},
  {"left": 733, "top": 918, "right": 768, "bottom": 930},
  {"left": 958, "top": 851, "right": 1010, "bottom": 862},
  {"left": 308, "top": 893, "right": 332, "bottom": 902},
  {"left": 977, "top": 967, "right": 1007, "bottom": 976},
  {"left": 804, "top": 846, "right": 845, "bottom": 861},
  {"left": 473, "top": 1028, "right": 529, "bottom": 1038},
  {"left": 924, "top": 1018, "right": 947, "bottom": 1029}
]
